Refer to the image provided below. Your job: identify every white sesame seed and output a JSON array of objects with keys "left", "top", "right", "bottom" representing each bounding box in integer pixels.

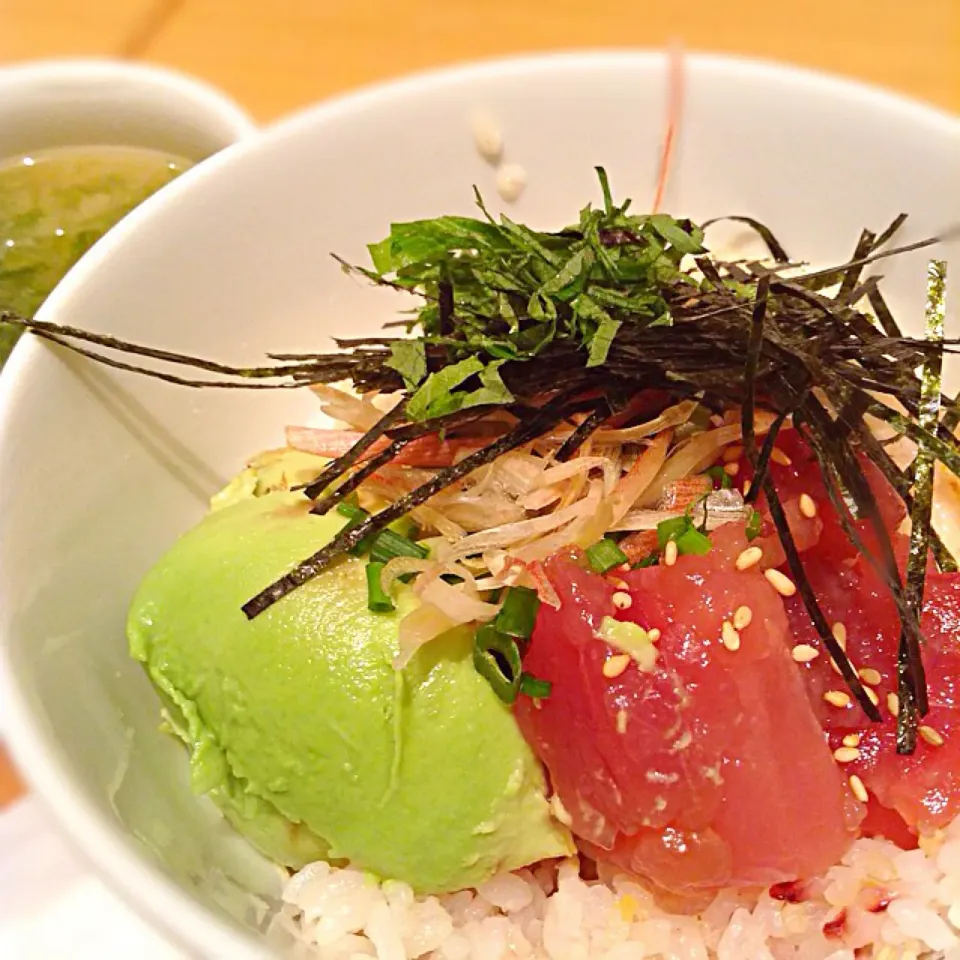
[
  {"left": 723, "top": 445, "right": 744, "bottom": 463},
  {"left": 616, "top": 709, "right": 628, "bottom": 734},
  {"left": 798, "top": 493, "right": 818, "bottom": 519},
  {"left": 672, "top": 730, "right": 692, "bottom": 751},
  {"left": 603, "top": 654, "right": 631, "bottom": 679},
  {"left": 832, "top": 622, "right": 848, "bottom": 648},
  {"left": 470, "top": 109, "right": 504, "bottom": 163},
  {"left": 771, "top": 447, "right": 793, "bottom": 467},
  {"left": 664, "top": 540, "right": 679, "bottom": 567},
  {"left": 859, "top": 667, "right": 883, "bottom": 686},
  {"left": 496, "top": 163, "right": 527, "bottom": 203},
  {"left": 551, "top": 793, "right": 573, "bottom": 826},
  {"left": 721, "top": 620, "right": 741, "bottom": 652},
  {"left": 887, "top": 692, "right": 900, "bottom": 717},
  {"left": 612, "top": 591, "right": 633, "bottom": 610},
  {"left": 742, "top": 479, "right": 752, "bottom": 496},
  {"left": 735, "top": 546, "right": 763, "bottom": 571},
  {"left": 824, "top": 690, "right": 852, "bottom": 708},
  {"left": 724, "top": 461, "right": 740, "bottom": 477},
  {"left": 920, "top": 725, "right": 945, "bottom": 747},
  {"left": 849, "top": 774, "right": 869, "bottom": 803},
  {"left": 865, "top": 687, "right": 880, "bottom": 707},
  {"left": 733, "top": 605, "right": 753, "bottom": 630},
  {"left": 791, "top": 644, "right": 819, "bottom": 663},
  {"left": 834, "top": 746, "right": 861, "bottom": 763},
  {"left": 842, "top": 733, "right": 861, "bottom": 748},
  {"left": 764, "top": 568, "right": 797, "bottom": 597},
  {"left": 611, "top": 578, "right": 629, "bottom": 590},
  {"left": 647, "top": 627, "right": 662, "bottom": 643}
]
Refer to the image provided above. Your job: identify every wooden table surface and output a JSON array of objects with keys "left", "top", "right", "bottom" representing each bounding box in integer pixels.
[{"left": 0, "top": 0, "right": 957, "bottom": 808}]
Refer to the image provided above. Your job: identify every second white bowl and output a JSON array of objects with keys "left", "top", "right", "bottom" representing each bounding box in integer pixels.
[{"left": 0, "top": 58, "right": 254, "bottom": 160}]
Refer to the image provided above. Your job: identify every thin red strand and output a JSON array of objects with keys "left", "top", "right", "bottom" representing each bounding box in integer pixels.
[{"left": 651, "top": 44, "right": 685, "bottom": 214}]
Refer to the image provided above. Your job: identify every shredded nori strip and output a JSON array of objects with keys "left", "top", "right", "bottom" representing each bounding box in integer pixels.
[
  {"left": 741, "top": 275, "right": 771, "bottom": 465},
  {"left": 897, "top": 260, "right": 948, "bottom": 751},
  {"left": 742, "top": 410, "right": 791, "bottom": 507},
  {"left": 701, "top": 216, "right": 791, "bottom": 263},
  {"left": 762, "top": 471, "right": 881, "bottom": 720},
  {"left": 837, "top": 229, "right": 877, "bottom": 301},
  {"left": 302, "top": 403, "right": 406, "bottom": 500},
  {"left": 872, "top": 213, "right": 910, "bottom": 252},
  {"left": 941, "top": 386, "right": 960, "bottom": 437},
  {"left": 555, "top": 399, "right": 612, "bottom": 462},
  {"left": 24, "top": 329, "right": 318, "bottom": 390},
  {"left": 1, "top": 313, "right": 317, "bottom": 381},
  {"left": 309, "top": 439, "right": 407, "bottom": 515}
]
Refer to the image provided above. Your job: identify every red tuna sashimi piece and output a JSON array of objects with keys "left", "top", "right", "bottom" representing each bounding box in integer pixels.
[
  {"left": 788, "top": 534, "right": 960, "bottom": 833},
  {"left": 783, "top": 510, "right": 960, "bottom": 832},
  {"left": 723, "top": 430, "right": 906, "bottom": 567},
  {"left": 831, "top": 643, "right": 960, "bottom": 835},
  {"left": 515, "top": 524, "right": 861, "bottom": 894},
  {"left": 858, "top": 798, "right": 919, "bottom": 849}
]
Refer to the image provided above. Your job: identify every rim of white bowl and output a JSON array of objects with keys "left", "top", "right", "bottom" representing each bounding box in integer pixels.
[
  {"left": 0, "top": 57, "right": 257, "bottom": 145},
  {"left": 0, "top": 50, "right": 955, "bottom": 959}
]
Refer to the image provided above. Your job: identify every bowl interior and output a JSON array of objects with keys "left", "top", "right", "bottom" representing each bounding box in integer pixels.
[{"left": 0, "top": 53, "right": 957, "bottom": 957}]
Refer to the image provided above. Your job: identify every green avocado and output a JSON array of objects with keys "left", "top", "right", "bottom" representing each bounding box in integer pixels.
[{"left": 128, "top": 480, "right": 572, "bottom": 893}]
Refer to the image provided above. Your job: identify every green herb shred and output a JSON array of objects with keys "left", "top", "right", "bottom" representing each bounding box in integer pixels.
[{"left": 587, "top": 538, "right": 630, "bottom": 574}]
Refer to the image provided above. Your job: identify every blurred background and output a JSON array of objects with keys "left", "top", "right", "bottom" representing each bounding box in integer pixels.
[{"left": 0, "top": 0, "right": 957, "bottom": 121}]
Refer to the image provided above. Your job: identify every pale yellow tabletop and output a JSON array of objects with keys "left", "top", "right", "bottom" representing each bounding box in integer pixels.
[
  {"left": 0, "top": 0, "right": 957, "bottom": 807},
  {"left": 0, "top": 0, "right": 957, "bottom": 120}
]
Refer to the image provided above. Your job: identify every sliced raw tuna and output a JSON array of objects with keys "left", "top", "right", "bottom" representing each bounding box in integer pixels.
[
  {"left": 515, "top": 524, "right": 861, "bottom": 894},
  {"left": 788, "top": 534, "right": 960, "bottom": 835}
]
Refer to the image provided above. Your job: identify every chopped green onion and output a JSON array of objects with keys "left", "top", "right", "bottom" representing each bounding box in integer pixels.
[
  {"left": 336, "top": 500, "right": 369, "bottom": 523},
  {"left": 656, "top": 514, "right": 690, "bottom": 547},
  {"left": 675, "top": 526, "right": 712, "bottom": 556},
  {"left": 657, "top": 513, "right": 712, "bottom": 556},
  {"left": 473, "top": 624, "right": 522, "bottom": 704},
  {"left": 388, "top": 513, "right": 419, "bottom": 540},
  {"left": 519, "top": 672, "right": 552, "bottom": 700},
  {"left": 369, "top": 528, "right": 430, "bottom": 564},
  {"left": 495, "top": 586, "right": 541, "bottom": 641},
  {"left": 745, "top": 509, "right": 763, "bottom": 541},
  {"left": 336, "top": 502, "right": 429, "bottom": 562},
  {"left": 634, "top": 552, "right": 659, "bottom": 568},
  {"left": 586, "top": 538, "right": 629, "bottom": 573},
  {"left": 705, "top": 465, "right": 733, "bottom": 489},
  {"left": 336, "top": 502, "right": 376, "bottom": 555},
  {"left": 365, "top": 561, "right": 395, "bottom": 613}
]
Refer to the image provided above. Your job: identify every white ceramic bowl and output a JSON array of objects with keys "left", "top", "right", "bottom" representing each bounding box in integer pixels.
[
  {"left": 0, "top": 53, "right": 957, "bottom": 958},
  {"left": 0, "top": 58, "right": 254, "bottom": 744},
  {"left": 0, "top": 58, "right": 255, "bottom": 161}
]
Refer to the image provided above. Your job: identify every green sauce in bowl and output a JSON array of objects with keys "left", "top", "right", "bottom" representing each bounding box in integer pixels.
[{"left": 0, "top": 145, "right": 192, "bottom": 365}]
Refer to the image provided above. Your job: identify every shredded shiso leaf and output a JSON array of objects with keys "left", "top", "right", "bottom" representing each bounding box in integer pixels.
[{"left": 0, "top": 171, "right": 955, "bottom": 743}]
